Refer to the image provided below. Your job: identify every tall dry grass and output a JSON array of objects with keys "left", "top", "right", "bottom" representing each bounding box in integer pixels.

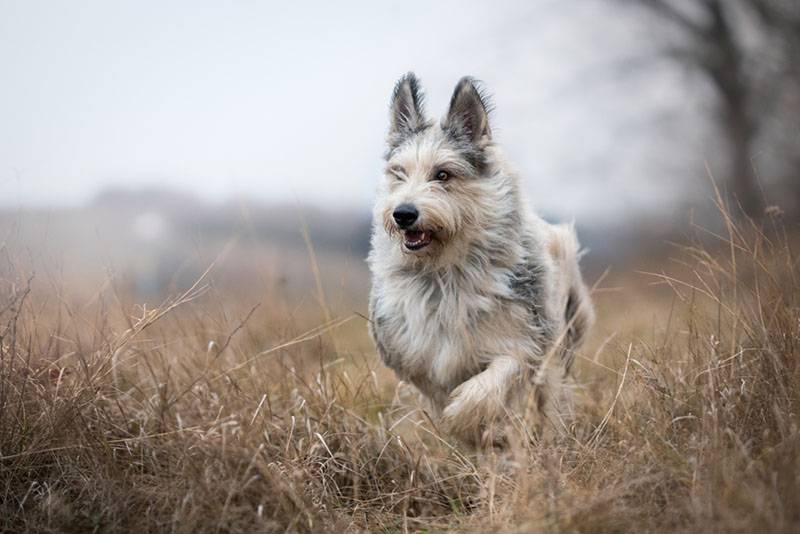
[{"left": 1, "top": 204, "right": 798, "bottom": 532}]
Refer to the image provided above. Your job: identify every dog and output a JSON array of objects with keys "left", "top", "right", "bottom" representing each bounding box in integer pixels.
[{"left": 367, "top": 73, "right": 594, "bottom": 444}]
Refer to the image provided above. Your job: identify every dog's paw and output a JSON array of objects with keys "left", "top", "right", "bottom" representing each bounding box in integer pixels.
[{"left": 440, "top": 376, "right": 505, "bottom": 444}]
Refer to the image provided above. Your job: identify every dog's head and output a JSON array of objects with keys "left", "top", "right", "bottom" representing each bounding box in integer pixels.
[{"left": 377, "top": 73, "right": 498, "bottom": 260}]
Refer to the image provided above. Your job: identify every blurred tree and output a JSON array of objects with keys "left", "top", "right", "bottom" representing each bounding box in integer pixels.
[{"left": 622, "top": 0, "right": 800, "bottom": 217}]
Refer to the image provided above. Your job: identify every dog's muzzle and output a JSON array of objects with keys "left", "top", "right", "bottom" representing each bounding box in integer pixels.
[{"left": 392, "top": 203, "right": 434, "bottom": 251}]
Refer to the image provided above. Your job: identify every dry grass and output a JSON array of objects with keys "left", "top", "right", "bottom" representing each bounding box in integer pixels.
[{"left": 1, "top": 206, "right": 798, "bottom": 533}]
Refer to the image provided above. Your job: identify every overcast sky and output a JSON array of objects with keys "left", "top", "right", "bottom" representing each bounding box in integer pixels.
[{"left": 0, "top": 0, "right": 711, "bottom": 223}]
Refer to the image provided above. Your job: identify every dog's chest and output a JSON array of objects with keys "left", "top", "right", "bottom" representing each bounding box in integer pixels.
[{"left": 375, "top": 271, "right": 505, "bottom": 391}]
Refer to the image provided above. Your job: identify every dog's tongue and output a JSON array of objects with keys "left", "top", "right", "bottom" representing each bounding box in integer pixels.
[{"left": 405, "top": 230, "right": 425, "bottom": 241}]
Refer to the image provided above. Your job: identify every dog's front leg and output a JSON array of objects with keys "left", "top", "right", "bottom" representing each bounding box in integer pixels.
[{"left": 440, "top": 356, "right": 523, "bottom": 443}]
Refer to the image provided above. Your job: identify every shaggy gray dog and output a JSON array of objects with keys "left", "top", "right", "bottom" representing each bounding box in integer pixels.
[{"left": 368, "top": 73, "right": 594, "bottom": 444}]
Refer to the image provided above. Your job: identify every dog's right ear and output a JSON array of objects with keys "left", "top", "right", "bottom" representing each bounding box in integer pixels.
[
  {"left": 443, "top": 76, "right": 491, "bottom": 144},
  {"left": 388, "top": 72, "right": 427, "bottom": 148}
]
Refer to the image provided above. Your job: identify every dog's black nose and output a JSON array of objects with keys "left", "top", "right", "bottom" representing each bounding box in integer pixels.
[{"left": 392, "top": 204, "right": 418, "bottom": 229}]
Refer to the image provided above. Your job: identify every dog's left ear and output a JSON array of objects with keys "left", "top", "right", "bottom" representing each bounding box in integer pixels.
[
  {"left": 443, "top": 77, "right": 492, "bottom": 143},
  {"left": 389, "top": 72, "right": 427, "bottom": 143}
]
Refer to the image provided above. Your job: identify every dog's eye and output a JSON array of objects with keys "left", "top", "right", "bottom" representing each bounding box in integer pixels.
[
  {"left": 388, "top": 166, "right": 406, "bottom": 181},
  {"left": 434, "top": 170, "right": 450, "bottom": 182}
]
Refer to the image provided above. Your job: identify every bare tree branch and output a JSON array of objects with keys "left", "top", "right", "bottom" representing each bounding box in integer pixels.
[{"left": 632, "top": 0, "right": 707, "bottom": 35}]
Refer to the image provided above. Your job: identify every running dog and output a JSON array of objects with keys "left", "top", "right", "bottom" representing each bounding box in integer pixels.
[{"left": 368, "top": 73, "right": 594, "bottom": 444}]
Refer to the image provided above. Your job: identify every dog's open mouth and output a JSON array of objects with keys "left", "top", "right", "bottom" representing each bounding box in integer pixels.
[{"left": 403, "top": 230, "right": 433, "bottom": 251}]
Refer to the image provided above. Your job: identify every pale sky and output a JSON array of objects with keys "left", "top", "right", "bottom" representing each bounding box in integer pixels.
[{"left": 0, "top": 0, "right": 711, "bottom": 223}]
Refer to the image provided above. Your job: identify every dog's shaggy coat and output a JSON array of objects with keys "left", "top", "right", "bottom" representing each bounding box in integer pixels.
[{"left": 368, "top": 73, "right": 594, "bottom": 443}]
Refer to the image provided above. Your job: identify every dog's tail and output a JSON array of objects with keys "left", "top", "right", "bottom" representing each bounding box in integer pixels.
[{"left": 546, "top": 223, "right": 595, "bottom": 374}]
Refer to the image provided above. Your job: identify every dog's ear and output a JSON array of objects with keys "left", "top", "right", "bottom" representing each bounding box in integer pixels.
[
  {"left": 388, "top": 72, "right": 427, "bottom": 145},
  {"left": 443, "top": 76, "right": 492, "bottom": 143}
]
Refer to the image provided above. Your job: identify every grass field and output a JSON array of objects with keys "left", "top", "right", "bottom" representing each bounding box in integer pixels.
[{"left": 1, "top": 205, "right": 798, "bottom": 532}]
